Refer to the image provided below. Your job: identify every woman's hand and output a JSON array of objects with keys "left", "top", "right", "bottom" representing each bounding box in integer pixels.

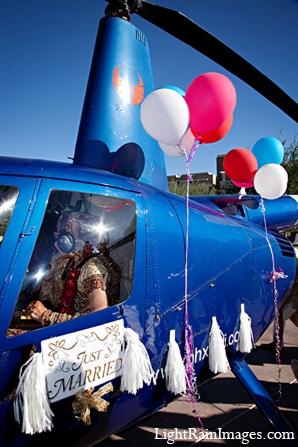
[
  {"left": 88, "top": 288, "right": 108, "bottom": 312},
  {"left": 27, "top": 300, "right": 47, "bottom": 322}
]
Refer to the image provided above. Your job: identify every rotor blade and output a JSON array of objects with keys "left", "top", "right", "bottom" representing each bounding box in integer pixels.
[{"left": 135, "top": 1, "right": 298, "bottom": 123}]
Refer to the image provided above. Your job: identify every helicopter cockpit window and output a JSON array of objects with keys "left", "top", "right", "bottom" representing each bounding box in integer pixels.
[
  {"left": 8, "top": 190, "right": 136, "bottom": 335},
  {"left": 0, "top": 186, "right": 19, "bottom": 246}
]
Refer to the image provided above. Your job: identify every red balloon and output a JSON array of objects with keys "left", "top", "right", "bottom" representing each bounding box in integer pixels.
[
  {"left": 185, "top": 72, "right": 237, "bottom": 134},
  {"left": 192, "top": 115, "right": 233, "bottom": 144},
  {"left": 223, "top": 148, "right": 258, "bottom": 184}
]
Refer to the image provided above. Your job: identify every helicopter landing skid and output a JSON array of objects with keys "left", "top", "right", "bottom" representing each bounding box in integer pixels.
[{"left": 231, "top": 360, "right": 297, "bottom": 446}]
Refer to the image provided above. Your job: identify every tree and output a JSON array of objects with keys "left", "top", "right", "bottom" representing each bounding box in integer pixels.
[
  {"left": 218, "top": 179, "right": 256, "bottom": 195},
  {"left": 282, "top": 135, "right": 298, "bottom": 195},
  {"left": 168, "top": 180, "right": 217, "bottom": 196}
]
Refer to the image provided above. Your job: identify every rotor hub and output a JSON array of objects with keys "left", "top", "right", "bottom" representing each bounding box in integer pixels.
[{"left": 105, "top": 0, "right": 142, "bottom": 21}]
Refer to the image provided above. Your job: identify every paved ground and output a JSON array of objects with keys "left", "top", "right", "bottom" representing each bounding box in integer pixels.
[{"left": 98, "top": 320, "right": 298, "bottom": 446}]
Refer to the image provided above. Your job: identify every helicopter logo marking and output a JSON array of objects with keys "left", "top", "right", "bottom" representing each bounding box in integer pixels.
[{"left": 112, "top": 65, "right": 144, "bottom": 105}]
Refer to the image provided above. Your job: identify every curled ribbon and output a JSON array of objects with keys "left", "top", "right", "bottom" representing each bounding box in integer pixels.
[
  {"left": 269, "top": 268, "right": 288, "bottom": 283},
  {"left": 72, "top": 382, "right": 114, "bottom": 425},
  {"left": 268, "top": 268, "right": 285, "bottom": 401}
]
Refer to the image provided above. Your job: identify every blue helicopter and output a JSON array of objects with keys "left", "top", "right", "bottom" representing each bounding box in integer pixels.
[{"left": 0, "top": 1, "right": 298, "bottom": 446}]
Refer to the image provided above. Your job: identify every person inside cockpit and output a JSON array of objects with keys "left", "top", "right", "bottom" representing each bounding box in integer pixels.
[{"left": 27, "top": 211, "right": 120, "bottom": 326}]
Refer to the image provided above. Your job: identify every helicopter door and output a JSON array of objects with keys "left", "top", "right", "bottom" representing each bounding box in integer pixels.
[{"left": 0, "top": 180, "right": 146, "bottom": 408}]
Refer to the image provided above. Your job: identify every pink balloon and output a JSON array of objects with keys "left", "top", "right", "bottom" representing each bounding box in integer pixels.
[{"left": 185, "top": 72, "right": 237, "bottom": 134}]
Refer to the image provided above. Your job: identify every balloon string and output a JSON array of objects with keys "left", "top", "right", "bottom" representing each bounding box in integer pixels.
[
  {"left": 184, "top": 138, "right": 201, "bottom": 333},
  {"left": 183, "top": 139, "right": 201, "bottom": 318},
  {"left": 260, "top": 198, "right": 285, "bottom": 401},
  {"left": 183, "top": 138, "right": 203, "bottom": 428}
]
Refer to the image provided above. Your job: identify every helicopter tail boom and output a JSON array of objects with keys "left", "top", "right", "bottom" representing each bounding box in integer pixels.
[
  {"left": 243, "top": 195, "right": 298, "bottom": 233},
  {"left": 191, "top": 194, "right": 298, "bottom": 233}
]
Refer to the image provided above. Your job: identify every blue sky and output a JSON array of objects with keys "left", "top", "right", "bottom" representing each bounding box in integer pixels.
[{"left": 0, "top": 0, "right": 297, "bottom": 176}]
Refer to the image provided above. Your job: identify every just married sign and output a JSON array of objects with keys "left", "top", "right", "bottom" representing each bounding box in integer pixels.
[{"left": 41, "top": 320, "right": 124, "bottom": 402}]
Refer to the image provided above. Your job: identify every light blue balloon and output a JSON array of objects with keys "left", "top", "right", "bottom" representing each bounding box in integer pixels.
[{"left": 252, "top": 137, "right": 284, "bottom": 168}]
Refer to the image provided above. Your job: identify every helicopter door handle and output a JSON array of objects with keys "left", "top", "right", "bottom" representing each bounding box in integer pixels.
[{"left": 19, "top": 226, "right": 35, "bottom": 238}]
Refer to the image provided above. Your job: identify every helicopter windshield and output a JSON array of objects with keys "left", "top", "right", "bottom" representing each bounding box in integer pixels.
[
  {"left": 8, "top": 189, "right": 136, "bottom": 335},
  {"left": 0, "top": 186, "right": 19, "bottom": 245}
]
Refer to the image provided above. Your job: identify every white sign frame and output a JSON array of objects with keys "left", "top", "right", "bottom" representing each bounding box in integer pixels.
[{"left": 41, "top": 319, "right": 124, "bottom": 402}]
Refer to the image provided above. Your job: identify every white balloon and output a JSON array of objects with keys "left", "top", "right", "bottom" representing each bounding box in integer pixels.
[
  {"left": 158, "top": 128, "right": 196, "bottom": 158},
  {"left": 159, "top": 141, "right": 185, "bottom": 157},
  {"left": 254, "top": 164, "right": 288, "bottom": 200},
  {"left": 181, "top": 128, "right": 195, "bottom": 154},
  {"left": 140, "top": 89, "right": 190, "bottom": 145}
]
